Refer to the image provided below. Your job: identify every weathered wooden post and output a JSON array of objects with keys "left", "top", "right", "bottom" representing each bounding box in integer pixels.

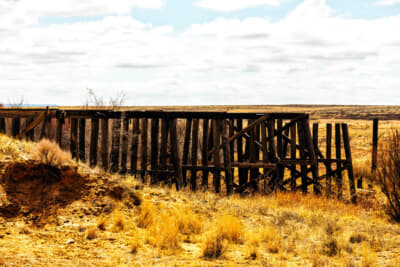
[
  {"left": 140, "top": 118, "right": 148, "bottom": 181},
  {"left": 335, "top": 124, "right": 343, "bottom": 199},
  {"left": 370, "top": 118, "right": 379, "bottom": 187},
  {"left": 201, "top": 119, "right": 209, "bottom": 189},
  {"left": 110, "top": 116, "right": 121, "bottom": 173},
  {"left": 90, "top": 116, "right": 99, "bottom": 167},
  {"left": 70, "top": 118, "right": 78, "bottom": 159},
  {"left": 342, "top": 123, "right": 356, "bottom": 203},
  {"left": 212, "top": 119, "right": 221, "bottom": 193},
  {"left": 190, "top": 118, "right": 199, "bottom": 191},
  {"left": 182, "top": 118, "right": 192, "bottom": 187},
  {"left": 100, "top": 117, "right": 109, "bottom": 170},
  {"left": 78, "top": 118, "right": 86, "bottom": 162},
  {"left": 222, "top": 119, "right": 233, "bottom": 195},
  {"left": 130, "top": 118, "right": 140, "bottom": 174},
  {"left": 169, "top": 118, "right": 183, "bottom": 190},
  {"left": 120, "top": 115, "right": 129, "bottom": 174},
  {"left": 150, "top": 117, "right": 159, "bottom": 182},
  {"left": 326, "top": 124, "right": 332, "bottom": 196},
  {"left": 0, "top": 118, "right": 5, "bottom": 134}
]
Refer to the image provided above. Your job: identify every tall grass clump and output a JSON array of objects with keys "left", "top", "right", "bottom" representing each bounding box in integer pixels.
[
  {"left": 376, "top": 130, "right": 400, "bottom": 221},
  {"left": 32, "top": 139, "right": 71, "bottom": 167}
]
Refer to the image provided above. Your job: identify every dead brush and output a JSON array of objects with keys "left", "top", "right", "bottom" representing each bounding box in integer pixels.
[
  {"left": 32, "top": 139, "right": 71, "bottom": 167},
  {"left": 215, "top": 214, "right": 244, "bottom": 244},
  {"left": 146, "top": 212, "right": 180, "bottom": 252},
  {"left": 376, "top": 130, "right": 400, "bottom": 222},
  {"left": 202, "top": 231, "right": 228, "bottom": 259}
]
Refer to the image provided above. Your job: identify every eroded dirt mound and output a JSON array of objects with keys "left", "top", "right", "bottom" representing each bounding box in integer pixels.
[{"left": 0, "top": 161, "right": 141, "bottom": 225}]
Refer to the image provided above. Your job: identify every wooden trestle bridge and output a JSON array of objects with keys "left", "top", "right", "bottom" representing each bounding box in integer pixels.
[{"left": 0, "top": 108, "right": 356, "bottom": 202}]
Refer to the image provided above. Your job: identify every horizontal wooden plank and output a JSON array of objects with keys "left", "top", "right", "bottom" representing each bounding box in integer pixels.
[{"left": 231, "top": 162, "right": 277, "bottom": 168}]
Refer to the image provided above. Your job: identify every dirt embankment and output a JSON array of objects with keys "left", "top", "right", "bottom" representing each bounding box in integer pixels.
[{"left": 0, "top": 160, "right": 141, "bottom": 226}]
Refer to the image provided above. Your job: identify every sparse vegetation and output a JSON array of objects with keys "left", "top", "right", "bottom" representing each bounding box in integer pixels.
[
  {"left": 376, "top": 130, "right": 400, "bottom": 221},
  {"left": 32, "top": 139, "right": 71, "bottom": 167}
]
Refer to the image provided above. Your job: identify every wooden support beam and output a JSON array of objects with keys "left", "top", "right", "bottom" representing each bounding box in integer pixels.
[
  {"left": 70, "top": 118, "right": 78, "bottom": 159},
  {"left": 326, "top": 124, "right": 332, "bottom": 196},
  {"left": 182, "top": 118, "right": 192, "bottom": 187},
  {"left": 342, "top": 123, "right": 356, "bottom": 203},
  {"left": 120, "top": 116, "right": 129, "bottom": 174},
  {"left": 371, "top": 118, "right": 379, "bottom": 173},
  {"left": 159, "top": 118, "right": 169, "bottom": 180},
  {"left": 140, "top": 118, "right": 148, "bottom": 181},
  {"left": 297, "top": 121, "right": 308, "bottom": 194},
  {"left": 290, "top": 122, "right": 297, "bottom": 191},
  {"left": 16, "top": 112, "right": 46, "bottom": 139},
  {"left": 335, "top": 123, "right": 343, "bottom": 198},
  {"left": 110, "top": 117, "right": 121, "bottom": 173},
  {"left": 304, "top": 119, "right": 320, "bottom": 195},
  {"left": 90, "top": 116, "right": 99, "bottom": 168},
  {"left": 150, "top": 117, "right": 159, "bottom": 182},
  {"left": 130, "top": 118, "right": 140, "bottom": 174},
  {"left": 100, "top": 118, "right": 109, "bottom": 170},
  {"left": 212, "top": 119, "right": 221, "bottom": 193},
  {"left": 231, "top": 162, "right": 277, "bottom": 168},
  {"left": 236, "top": 119, "right": 248, "bottom": 186},
  {"left": 222, "top": 119, "right": 233, "bottom": 195},
  {"left": 208, "top": 114, "right": 269, "bottom": 157},
  {"left": 202, "top": 119, "right": 210, "bottom": 189},
  {"left": 78, "top": 118, "right": 86, "bottom": 162},
  {"left": 56, "top": 117, "right": 63, "bottom": 146},
  {"left": 12, "top": 118, "right": 20, "bottom": 138},
  {"left": 169, "top": 119, "right": 183, "bottom": 190},
  {"left": 0, "top": 118, "right": 5, "bottom": 134},
  {"left": 190, "top": 118, "right": 199, "bottom": 191}
]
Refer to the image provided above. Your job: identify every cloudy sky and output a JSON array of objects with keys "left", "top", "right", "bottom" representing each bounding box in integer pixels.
[{"left": 1, "top": 0, "right": 400, "bottom": 106}]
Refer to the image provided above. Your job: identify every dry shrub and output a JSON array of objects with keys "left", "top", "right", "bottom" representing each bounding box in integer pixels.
[
  {"left": 202, "top": 231, "right": 228, "bottom": 259},
  {"left": 85, "top": 227, "right": 97, "bottom": 240},
  {"left": 111, "top": 209, "right": 125, "bottom": 232},
  {"left": 32, "top": 139, "right": 71, "bottom": 167},
  {"left": 136, "top": 202, "right": 155, "bottom": 228},
  {"left": 147, "top": 212, "right": 180, "bottom": 252},
  {"left": 215, "top": 214, "right": 244, "bottom": 244},
  {"left": 97, "top": 217, "right": 107, "bottom": 231},
  {"left": 376, "top": 130, "right": 400, "bottom": 221},
  {"left": 349, "top": 233, "right": 367, "bottom": 244},
  {"left": 173, "top": 207, "right": 203, "bottom": 235},
  {"left": 261, "top": 224, "right": 281, "bottom": 254}
]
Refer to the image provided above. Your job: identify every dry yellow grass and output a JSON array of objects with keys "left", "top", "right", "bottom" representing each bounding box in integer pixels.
[{"left": 1, "top": 108, "right": 400, "bottom": 266}]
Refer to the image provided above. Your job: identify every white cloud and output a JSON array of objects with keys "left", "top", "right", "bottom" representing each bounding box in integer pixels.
[
  {"left": 15, "top": 0, "right": 165, "bottom": 18},
  {"left": 1, "top": 0, "right": 400, "bottom": 105},
  {"left": 194, "top": 0, "right": 282, "bottom": 12},
  {"left": 375, "top": 0, "right": 400, "bottom": 6}
]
